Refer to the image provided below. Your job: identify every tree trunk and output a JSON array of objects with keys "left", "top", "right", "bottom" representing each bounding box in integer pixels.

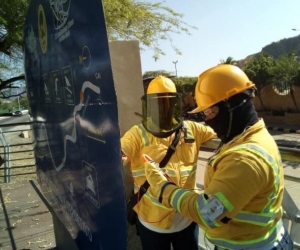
[
  {"left": 290, "top": 88, "right": 299, "bottom": 112},
  {"left": 258, "top": 94, "right": 266, "bottom": 110}
]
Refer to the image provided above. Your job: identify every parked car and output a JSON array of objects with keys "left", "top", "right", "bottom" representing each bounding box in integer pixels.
[{"left": 13, "top": 110, "right": 23, "bottom": 116}]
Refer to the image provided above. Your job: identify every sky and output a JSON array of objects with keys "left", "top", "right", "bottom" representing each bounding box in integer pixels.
[{"left": 140, "top": 0, "right": 300, "bottom": 77}]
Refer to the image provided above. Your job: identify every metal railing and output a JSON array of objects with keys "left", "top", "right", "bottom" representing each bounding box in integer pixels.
[
  {"left": 0, "top": 121, "right": 36, "bottom": 183},
  {"left": 0, "top": 128, "right": 11, "bottom": 182}
]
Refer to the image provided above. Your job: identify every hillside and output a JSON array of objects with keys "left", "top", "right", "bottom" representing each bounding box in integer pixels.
[
  {"left": 262, "top": 35, "right": 300, "bottom": 58},
  {"left": 237, "top": 34, "right": 300, "bottom": 67}
]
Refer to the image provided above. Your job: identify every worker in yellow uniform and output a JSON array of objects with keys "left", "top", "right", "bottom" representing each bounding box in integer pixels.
[
  {"left": 121, "top": 76, "right": 216, "bottom": 250},
  {"left": 144, "top": 65, "right": 294, "bottom": 250}
]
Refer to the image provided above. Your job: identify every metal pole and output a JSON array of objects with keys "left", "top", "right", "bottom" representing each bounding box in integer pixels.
[
  {"left": 0, "top": 128, "right": 9, "bottom": 183},
  {"left": 7, "top": 144, "right": 11, "bottom": 182},
  {"left": 173, "top": 60, "right": 178, "bottom": 77},
  {"left": 17, "top": 89, "right": 20, "bottom": 110}
]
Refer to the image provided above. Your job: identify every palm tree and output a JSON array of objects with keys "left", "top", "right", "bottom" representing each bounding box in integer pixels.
[{"left": 220, "top": 56, "right": 237, "bottom": 65}]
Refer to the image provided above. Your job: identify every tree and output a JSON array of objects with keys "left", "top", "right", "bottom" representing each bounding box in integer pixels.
[
  {"left": 172, "top": 77, "right": 198, "bottom": 114},
  {"left": 142, "top": 70, "right": 174, "bottom": 79},
  {"left": 243, "top": 53, "right": 275, "bottom": 110},
  {"left": 269, "top": 53, "right": 300, "bottom": 112},
  {"left": 220, "top": 56, "right": 237, "bottom": 65},
  {"left": 0, "top": 0, "right": 196, "bottom": 96},
  {"left": 173, "top": 77, "right": 197, "bottom": 94},
  {"left": 103, "top": 0, "right": 196, "bottom": 61},
  {"left": 0, "top": 0, "right": 28, "bottom": 95},
  {"left": 19, "top": 96, "right": 29, "bottom": 109},
  {"left": 0, "top": 101, "right": 14, "bottom": 112},
  {"left": 0, "top": 0, "right": 28, "bottom": 56}
]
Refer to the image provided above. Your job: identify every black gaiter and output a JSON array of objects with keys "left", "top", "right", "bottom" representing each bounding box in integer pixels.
[{"left": 205, "top": 93, "right": 259, "bottom": 143}]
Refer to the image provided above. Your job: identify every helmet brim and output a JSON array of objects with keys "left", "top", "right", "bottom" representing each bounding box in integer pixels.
[{"left": 188, "top": 106, "right": 203, "bottom": 114}]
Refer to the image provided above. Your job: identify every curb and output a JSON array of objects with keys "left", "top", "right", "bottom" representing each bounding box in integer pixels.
[{"left": 267, "top": 126, "right": 300, "bottom": 134}]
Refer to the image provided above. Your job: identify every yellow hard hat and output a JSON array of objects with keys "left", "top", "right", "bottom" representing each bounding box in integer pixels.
[
  {"left": 147, "top": 76, "right": 177, "bottom": 94},
  {"left": 190, "top": 64, "right": 255, "bottom": 113}
]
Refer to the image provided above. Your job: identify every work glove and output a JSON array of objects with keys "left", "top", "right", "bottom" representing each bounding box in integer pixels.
[{"left": 143, "top": 154, "right": 177, "bottom": 207}]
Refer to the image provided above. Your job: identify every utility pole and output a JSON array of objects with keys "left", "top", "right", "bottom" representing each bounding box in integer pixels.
[
  {"left": 17, "top": 89, "right": 20, "bottom": 110},
  {"left": 173, "top": 60, "right": 178, "bottom": 77}
]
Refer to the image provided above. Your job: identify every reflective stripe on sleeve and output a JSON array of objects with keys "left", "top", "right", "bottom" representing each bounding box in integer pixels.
[
  {"left": 136, "top": 124, "right": 150, "bottom": 146},
  {"left": 233, "top": 210, "right": 281, "bottom": 226},
  {"left": 171, "top": 189, "right": 220, "bottom": 228}
]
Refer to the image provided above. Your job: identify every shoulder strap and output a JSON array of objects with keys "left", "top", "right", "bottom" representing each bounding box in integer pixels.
[
  {"left": 139, "top": 127, "right": 182, "bottom": 196},
  {"left": 159, "top": 127, "right": 181, "bottom": 168}
]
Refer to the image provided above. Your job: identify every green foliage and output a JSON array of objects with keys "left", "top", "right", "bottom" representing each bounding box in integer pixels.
[
  {"left": 0, "top": 0, "right": 27, "bottom": 94},
  {"left": 0, "top": 0, "right": 196, "bottom": 95},
  {"left": 19, "top": 96, "right": 29, "bottom": 109},
  {"left": 0, "top": 95, "right": 28, "bottom": 112},
  {"left": 103, "top": 0, "right": 196, "bottom": 60},
  {"left": 0, "top": 101, "right": 14, "bottom": 111},
  {"left": 243, "top": 52, "right": 300, "bottom": 112},
  {"left": 269, "top": 53, "right": 300, "bottom": 85},
  {"left": 220, "top": 56, "right": 237, "bottom": 65},
  {"left": 142, "top": 70, "right": 173, "bottom": 78},
  {"left": 173, "top": 77, "right": 197, "bottom": 94},
  {"left": 269, "top": 53, "right": 300, "bottom": 111},
  {"left": 242, "top": 53, "right": 275, "bottom": 110},
  {"left": 0, "top": 0, "right": 28, "bottom": 56},
  {"left": 243, "top": 53, "right": 275, "bottom": 92}
]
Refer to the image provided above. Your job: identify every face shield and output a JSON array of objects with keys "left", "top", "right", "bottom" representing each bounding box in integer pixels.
[{"left": 141, "top": 93, "right": 183, "bottom": 138}]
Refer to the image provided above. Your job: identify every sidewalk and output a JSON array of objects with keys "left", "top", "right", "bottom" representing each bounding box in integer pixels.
[
  {"left": 0, "top": 180, "right": 56, "bottom": 250},
  {"left": 265, "top": 122, "right": 300, "bottom": 134}
]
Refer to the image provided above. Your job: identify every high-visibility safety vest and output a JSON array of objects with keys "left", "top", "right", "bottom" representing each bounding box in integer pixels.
[
  {"left": 121, "top": 120, "right": 216, "bottom": 229},
  {"left": 170, "top": 137, "right": 284, "bottom": 249}
]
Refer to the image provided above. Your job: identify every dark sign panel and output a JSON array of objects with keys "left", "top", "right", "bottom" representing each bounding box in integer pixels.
[{"left": 23, "top": 0, "right": 127, "bottom": 248}]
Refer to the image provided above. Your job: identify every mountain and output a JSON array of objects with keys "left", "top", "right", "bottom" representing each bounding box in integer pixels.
[
  {"left": 262, "top": 35, "right": 300, "bottom": 58},
  {"left": 237, "top": 34, "right": 300, "bottom": 67}
]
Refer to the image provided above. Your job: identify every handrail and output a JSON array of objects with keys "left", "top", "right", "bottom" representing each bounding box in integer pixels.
[
  {"left": 0, "top": 122, "right": 34, "bottom": 183},
  {"left": 0, "top": 121, "right": 32, "bottom": 127},
  {"left": 0, "top": 128, "right": 11, "bottom": 183}
]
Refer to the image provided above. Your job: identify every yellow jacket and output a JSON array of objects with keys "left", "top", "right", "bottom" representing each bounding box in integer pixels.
[
  {"left": 163, "top": 119, "right": 284, "bottom": 249},
  {"left": 121, "top": 120, "right": 216, "bottom": 229}
]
